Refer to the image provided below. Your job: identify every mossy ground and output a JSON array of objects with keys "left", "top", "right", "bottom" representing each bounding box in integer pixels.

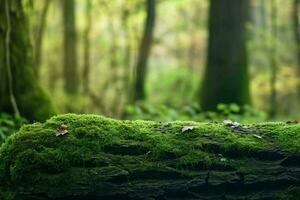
[{"left": 0, "top": 114, "right": 300, "bottom": 199}]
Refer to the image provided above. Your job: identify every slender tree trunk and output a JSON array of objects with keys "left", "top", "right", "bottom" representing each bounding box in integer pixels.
[
  {"left": 186, "top": 2, "right": 202, "bottom": 73},
  {"left": 62, "top": 0, "right": 78, "bottom": 94},
  {"left": 200, "top": 0, "right": 251, "bottom": 111},
  {"left": 260, "top": 0, "right": 267, "bottom": 33},
  {"left": 134, "top": 0, "right": 156, "bottom": 102},
  {"left": 82, "top": 0, "right": 92, "bottom": 93},
  {"left": 0, "top": 0, "right": 55, "bottom": 121},
  {"left": 108, "top": 20, "right": 121, "bottom": 116},
  {"left": 259, "top": 0, "right": 268, "bottom": 60},
  {"left": 120, "top": 7, "right": 133, "bottom": 118},
  {"left": 34, "top": 0, "right": 51, "bottom": 77},
  {"left": 269, "top": 0, "right": 278, "bottom": 118},
  {"left": 293, "top": 0, "right": 300, "bottom": 99}
]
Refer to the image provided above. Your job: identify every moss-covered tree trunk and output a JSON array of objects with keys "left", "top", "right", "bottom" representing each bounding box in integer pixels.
[
  {"left": 0, "top": 0, "right": 55, "bottom": 121},
  {"left": 293, "top": 0, "right": 300, "bottom": 99},
  {"left": 1, "top": 114, "right": 300, "bottom": 199},
  {"left": 62, "top": 0, "right": 78, "bottom": 94},
  {"left": 200, "top": 0, "right": 251, "bottom": 111}
]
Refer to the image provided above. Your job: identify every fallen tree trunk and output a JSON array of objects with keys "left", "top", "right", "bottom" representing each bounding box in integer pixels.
[{"left": 0, "top": 114, "right": 300, "bottom": 200}]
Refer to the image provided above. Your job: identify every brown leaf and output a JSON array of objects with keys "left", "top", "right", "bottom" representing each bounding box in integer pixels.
[
  {"left": 56, "top": 124, "right": 68, "bottom": 136},
  {"left": 286, "top": 120, "right": 299, "bottom": 125}
]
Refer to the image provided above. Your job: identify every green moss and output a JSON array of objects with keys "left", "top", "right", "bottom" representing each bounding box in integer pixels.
[
  {"left": 275, "top": 187, "right": 300, "bottom": 200},
  {"left": 178, "top": 151, "right": 213, "bottom": 167},
  {"left": 17, "top": 87, "right": 56, "bottom": 122},
  {"left": 0, "top": 114, "right": 299, "bottom": 199},
  {"left": 0, "top": 188, "right": 17, "bottom": 200},
  {"left": 254, "top": 122, "right": 300, "bottom": 154}
]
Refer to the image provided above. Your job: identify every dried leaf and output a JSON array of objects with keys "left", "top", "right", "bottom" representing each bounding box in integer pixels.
[
  {"left": 286, "top": 120, "right": 299, "bottom": 125},
  {"left": 56, "top": 124, "right": 68, "bottom": 137},
  {"left": 181, "top": 126, "right": 194, "bottom": 133}
]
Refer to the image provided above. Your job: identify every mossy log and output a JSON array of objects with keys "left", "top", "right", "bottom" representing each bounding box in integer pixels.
[{"left": 1, "top": 114, "right": 300, "bottom": 199}]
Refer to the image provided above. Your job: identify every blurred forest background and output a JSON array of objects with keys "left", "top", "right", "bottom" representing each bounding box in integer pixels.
[{"left": 1, "top": 0, "right": 300, "bottom": 141}]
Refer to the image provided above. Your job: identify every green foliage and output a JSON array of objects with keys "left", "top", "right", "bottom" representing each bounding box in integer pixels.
[
  {"left": 0, "top": 113, "right": 27, "bottom": 144},
  {"left": 22, "top": 0, "right": 300, "bottom": 120},
  {"left": 147, "top": 66, "right": 200, "bottom": 107},
  {"left": 126, "top": 102, "right": 267, "bottom": 123},
  {"left": 53, "top": 92, "right": 90, "bottom": 113}
]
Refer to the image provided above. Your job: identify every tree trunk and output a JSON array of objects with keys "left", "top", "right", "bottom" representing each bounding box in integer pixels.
[
  {"left": 269, "top": 0, "right": 278, "bottom": 118},
  {"left": 120, "top": 6, "right": 133, "bottom": 118},
  {"left": 82, "top": 0, "right": 92, "bottom": 94},
  {"left": 200, "top": 0, "right": 251, "bottom": 111},
  {"left": 293, "top": 0, "right": 300, "bottom": 99},
  {"left": 34, "top": 0, "right": 51, "bottom": 78},
  {"left": 1, "top": 114, "right": 300, "bottom": 199},
  {"left": 62, "top": 0, "right": 78, "bottom": 94},
  {"left": 134, "top": 0, "right": 156, "bottom": 101},
  {"left": 0, "top": 0, "right": 55, "bottom": 121}
]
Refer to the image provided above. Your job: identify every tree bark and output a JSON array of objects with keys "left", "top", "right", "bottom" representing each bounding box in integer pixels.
[
  {"left": 82, "top": 0, "right": 92, "bottom": 94},
  {"left": 200, "top": 0, "right": 251, "bottom": 111},
  {"left": 134, "top": 0, "right": 156, "bottom": 101},
  {"left": 0, "top": 0, "right": 55, "bottom": 121},
  {"left": 34, "top": 0, "right": 51, "bottom": 78},
  {"left": 62, "top": 0, "right": 78, "bottom": 94},
  {"left": 1, "top": 114, "right": 300, "bottom": 199},
  {"left": 269, "top": 0, "right": 278, "bottom": 118},
  {"left": 120, "top": 6, "right": 133, "bottom": 118}
]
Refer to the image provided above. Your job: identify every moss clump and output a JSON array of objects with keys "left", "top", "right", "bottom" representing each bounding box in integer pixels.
[{"left": 0, "top": 114, "right": 300, "bottom": 199}]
